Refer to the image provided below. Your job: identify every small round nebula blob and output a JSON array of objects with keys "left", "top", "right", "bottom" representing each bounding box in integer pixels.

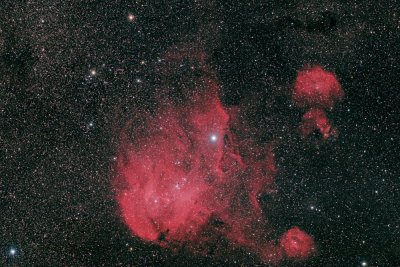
[
  {"left": 280, "top": 227, "right": 315, "bottom": 260},
  {"left": 293, "top": 65, "right": 344, "bottom": 109}
]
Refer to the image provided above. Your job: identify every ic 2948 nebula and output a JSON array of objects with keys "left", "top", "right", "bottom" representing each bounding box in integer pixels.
[{"left": 113, "top": 45, "right": 344, "bottom": 265}]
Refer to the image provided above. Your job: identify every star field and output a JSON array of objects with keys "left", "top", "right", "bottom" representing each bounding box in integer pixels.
[{"left": 1, "top": 1, "right": 399, "bottom": 266}]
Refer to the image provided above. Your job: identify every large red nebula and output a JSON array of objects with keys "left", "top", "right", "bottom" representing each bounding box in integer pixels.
[{"left": 113, "top": 46, "right": 346, "bottom": 265}]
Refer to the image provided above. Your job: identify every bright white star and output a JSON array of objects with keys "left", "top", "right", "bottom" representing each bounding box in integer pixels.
[{"left": 9, "top": 248, "right": 16, "bottom": 256}]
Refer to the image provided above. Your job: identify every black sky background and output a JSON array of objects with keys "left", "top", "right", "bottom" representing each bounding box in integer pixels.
[{"left": 1, "top": 1, "right": 399, "bottom": 266}]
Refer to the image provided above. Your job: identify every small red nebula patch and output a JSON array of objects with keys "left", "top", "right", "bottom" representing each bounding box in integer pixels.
[
  {"left": 280, "top": 227, "right": 315, "bottom": 260},
  {"left": 299, "top": 108, "right": 338, "bottom": 140},
  {"left": 113, "top": 45, "right": 320, "bottom": 264},
  {"left": 293, "top": 65, "right": 344, "bottom": 109}
]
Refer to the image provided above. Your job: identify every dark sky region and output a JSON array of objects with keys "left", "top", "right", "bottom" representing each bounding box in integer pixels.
[{"left": 1, "top": 1, "right": 399, "bottom": 266}]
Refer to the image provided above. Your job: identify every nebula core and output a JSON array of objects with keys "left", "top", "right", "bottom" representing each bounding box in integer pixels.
[{"left": 113, "top": 47, "right": 344, "bottom": 264}]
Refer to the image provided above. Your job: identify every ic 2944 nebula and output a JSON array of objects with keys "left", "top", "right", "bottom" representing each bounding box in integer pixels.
[{"left": 113, "top": 45, "right": 344, "bottom": 265}]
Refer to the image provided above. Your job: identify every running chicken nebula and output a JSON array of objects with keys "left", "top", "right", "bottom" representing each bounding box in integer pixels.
[{"left": 113, "top": 46, "right": 344, "bottom": 264}]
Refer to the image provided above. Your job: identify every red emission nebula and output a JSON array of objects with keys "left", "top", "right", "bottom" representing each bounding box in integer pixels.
[{"left": 113, "top": 46, "right": 344, "bottom": 265}]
